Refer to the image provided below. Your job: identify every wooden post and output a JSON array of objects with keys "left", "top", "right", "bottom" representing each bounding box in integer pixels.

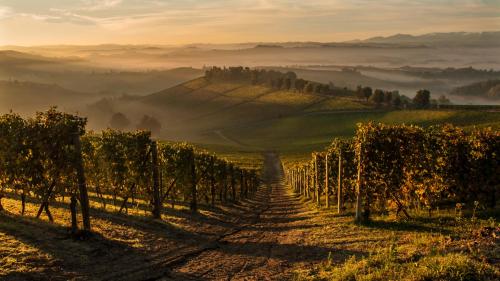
[
  {"left": 302, "top": 166, "right": 309, "bottom": 198},
  {"left": 189, "top": 150, "right": 197, "bottom": 212},
  {"left": 151, "top": 141, "right": 161, "bottom": 219},
  {"left": 337, "top": 148, "right": 343, "bottom": 214},
  {"left": 355, "top": 143, "right": 363, "bottom": 222},
  {"left": 297, "top": 169, "right": 300, "bottom": 195},
  {"left": 74, "top": 134, "right": 91, "bottom": 232},
  {"left": 311, "top": 163, "right": 316, "bottom": 202},
  {"left": 314, "top": 154, "right": 320, "bottom": 207},
  {"left": 210, "top": 158, "right": 215, "bottom": 206},
  {"left": 70, "top": 195, "right": 78, "bottom": 235},
  {"left": 325, "top": 153, "right": 330, "bottom": 208},
  {"left": 222, "top": 165, "right": 228, "bottom": 202},
  {"left": 305, "top": 167, "right": 309, "bottom": 198},
  {"left": 230, "top": 165, "right": 236, "bottom": 201}
]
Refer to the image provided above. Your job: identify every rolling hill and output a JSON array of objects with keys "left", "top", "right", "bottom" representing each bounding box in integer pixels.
[
  {"left": 449, "top": 79, "right": 500, "bottom": 101},
  {"left": 94, "top": 76, "right": 500, "bottom": 155},
  {"left": 0, "top": 50, "right": 204, "bottom": 96},
  {"left": 0, "top": 80, "right": 93, "bottom": 115}
]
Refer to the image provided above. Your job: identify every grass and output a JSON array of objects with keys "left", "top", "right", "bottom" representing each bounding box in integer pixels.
[
  {"left": 220, "top": 109, "right": 500, "bottom": 159},
  {"left": 300, "top": 252, "right": 499, "bottom": 281},
  {"left": 256, "top": 90, "right": 324, "bottom": 107},
  {"left": 222, "top": 85, "right": 271, "bottom": 99},
  {"left": 291, "top": 199, "right": 500, "bottom": 281},
  {"left": 304, "top": 98, "right": 370, "bottom": 112},
  {"left": 0, "top": 189, "right": 262, "bottom": 279}
]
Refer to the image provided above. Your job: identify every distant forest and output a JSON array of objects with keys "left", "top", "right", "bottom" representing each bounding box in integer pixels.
[{"left": 449, "top": 79, "right": 500, "bottom": 100}]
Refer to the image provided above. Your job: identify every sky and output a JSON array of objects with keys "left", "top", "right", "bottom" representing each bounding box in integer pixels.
[{"left": 0, "top": 0, "right": 499, "bottom": 46}]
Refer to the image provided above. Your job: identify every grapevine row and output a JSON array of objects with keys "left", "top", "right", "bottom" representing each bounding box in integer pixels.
[
  {"left": 285, "top": 123, "right": 499, "bottom": 222},
  {"left": 0, "top": 109, "right": 261, "bottom": 236}
]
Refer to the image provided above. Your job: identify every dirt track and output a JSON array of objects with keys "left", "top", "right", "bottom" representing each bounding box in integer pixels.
[
  {"left": 152, "top": 152, "right": 332, "bottom": 281},
  {"left": 1, "top": 153, "right": 335, "bottom": 281}
]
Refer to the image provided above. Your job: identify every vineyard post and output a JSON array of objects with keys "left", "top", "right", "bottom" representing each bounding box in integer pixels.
[
  {"left": 189, "top": 150, "right": 197, "bottom": 212},
  {"left": 293, "top": 169, "right": 297, "bottom": 194},
  {"left": 70, "top": 195, "right": 78, "bottom": 235},
  {"left": 299, "top": 168, "right": 303, "bottom": 195},
  {"left": 74, "top": 134, "right": 91, "bottom": 232},
  {"left": 210, "top": 157, "right": 215, "bottom": 206},
  {"left": 295, "top": 169, "right": 300, "bottom": 192},
  {"left": 151, "top": 141, "right": 161, "bottom": 219},
  {"left": 355, "top": 143, "right": 363, "bottom": 222},
  {"left": 311, "top": 162, "right": 316, "bottom": 201},
  {"left": 244, "top": 171, "right": 249, "bottom": 198},
  {"left": 325, "top": 153, "right": 330, "bottom": 208},
  {"left": 337, "top": 148, "right": 343, "bottom": 214},
  {"left": 240, "top": 170, "right": 246, "bottom": 198},
  {"left": 230, "top": 165, "right": 236, "bottom": 201},
  {"left": 314, "top": 154, "right": 320, "bottom": 207},
  {"left": 223, "top": 166, "right": 228, "bottom": 202},
  {"left": 301, "top": 166, "right": 309, "bottom": 198},
  {"left": 305, "top": 167, "right": 309, "bottom": 198}
]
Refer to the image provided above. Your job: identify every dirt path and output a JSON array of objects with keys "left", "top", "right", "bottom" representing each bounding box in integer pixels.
[
  {"left": 151, "top": 152, "right": 333, "bottom": 281},
  {"left": 1, "top": 153, "right": 336, "bottom": 281}
]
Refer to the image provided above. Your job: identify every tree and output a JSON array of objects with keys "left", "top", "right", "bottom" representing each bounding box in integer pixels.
[
  {"left": 314, "top": 84, "right": 323, "bottom": 94},
  {"left": 283, "top": 78, "right": 292, "bottom": 90},
  {"left": 295, "top": 79, "right": 307, "bottom": 92},
  {"left": 305, "top": 83, "right": 314, "bottom": 93},
  {"left": 413, "top": 89, "right": 431, "bottom": 108},
  {"left": 384, "top": 91, "right": 393, "bottom": 105},
  {"left": 356, "top": 85, "right": 364, "bottom": 100},
  {"left": 363, "top": 87, "right": 373, "bottom": 101},
  {"left": 137, "top": 115, "right": 161, "bottom": 135},
  {"left": 392, "top": 93, "right": 402, "bottom": 108},
  {"left": 370, "top": 89, "right": 385, "bottom": 105},
  {"left": 437, "top": 95, "right": 451, "bottom": 106},
  {"left": 110, "top": 112, "right": 130, "bottom": 130}
]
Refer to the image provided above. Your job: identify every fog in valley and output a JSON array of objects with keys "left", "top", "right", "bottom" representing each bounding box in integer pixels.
[{"left": 1, "top": 32, "right": 500, "bottom": 142}]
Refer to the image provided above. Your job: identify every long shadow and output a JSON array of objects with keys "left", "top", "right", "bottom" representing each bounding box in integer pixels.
[
  {"left": 0, "top": 211, "right": 156, "bottom": 281},
  {"left": 3, "top": 190, "right": 270, "bottom": 240},
  {"left": 360, "top": 219, "right": 453, "bottom": 235},
  {"left": 244, "top": 224, "right": 318, "bottom": 232},
  {"left": 217, "top": 240, "right": 366, "bottom": 264}
]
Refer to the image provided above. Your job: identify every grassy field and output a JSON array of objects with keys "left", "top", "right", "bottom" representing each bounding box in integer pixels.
[
  {"left": 136, "top": 79, "right": 500, "bottom": 163},
  {"left": 292, "top": 198, "right": 499, "bottom": 281},
  {"left": 217, "top": 109, "right": 500, "bottom": 161}
]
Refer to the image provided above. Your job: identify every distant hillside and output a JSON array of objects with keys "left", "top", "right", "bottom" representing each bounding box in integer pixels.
[
  {"left": 0, "top": 50, "right": 203, "bottom": 95},
  {"left": 362, "top": 31, "right": 500, "bottom": 47},
  {"left": 0, "top": 80, "right": 93, "bottom": 114},
  {"left": 92, "top": 74, "right": 370, "bottom": 142},
  {"left": 449, "top": 80, "right": 500, "bottom": 100}
]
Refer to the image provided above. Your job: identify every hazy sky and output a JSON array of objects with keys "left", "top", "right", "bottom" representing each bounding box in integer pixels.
[{"left": 0, "top": 0, "right": 499, "bottom": 45}]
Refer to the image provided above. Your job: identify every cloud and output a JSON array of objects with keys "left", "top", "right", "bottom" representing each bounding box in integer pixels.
[
  {"left": 0, "top": 0, "right": 499, "bottom": 45},
  {"left": 80, "top": 0, "right": 123, "bottom": 11},
  {"left": 0, "top": 6, "right": 13, "bottom": 19}
]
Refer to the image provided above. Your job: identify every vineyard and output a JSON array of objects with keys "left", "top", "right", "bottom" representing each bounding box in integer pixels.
[
  {"left": 1, "top": 108, "right": 499, "bottom": 280},
  {"left": 0, "top": 108, "right": 260, "bottom": 236},
  {"left": 285, "top": 123, "right": 499, "bottom": 222}
]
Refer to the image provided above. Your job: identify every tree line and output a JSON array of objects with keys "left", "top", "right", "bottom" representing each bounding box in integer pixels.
[
  {"left": 205, "top": 66, "right": 354, "bottom": 96},
  {"left": 205, "top": 66, "right": 443, "bottom": 109}
]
